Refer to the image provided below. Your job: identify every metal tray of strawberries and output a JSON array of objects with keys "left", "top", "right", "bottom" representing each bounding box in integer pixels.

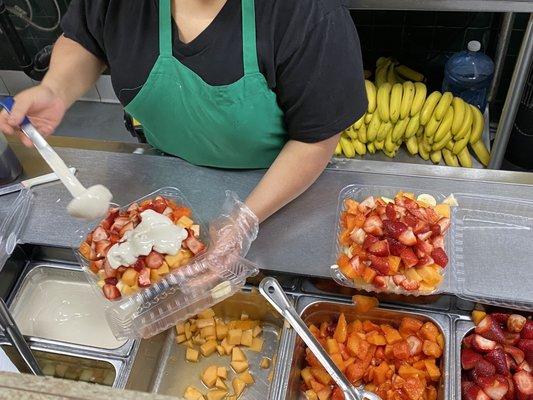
[{"left": 330, "top": 184, "right": 533, "bottom": 311}]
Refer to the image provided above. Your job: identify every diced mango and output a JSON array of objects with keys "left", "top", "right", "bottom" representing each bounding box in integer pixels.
[
  {"left": 206, "top": 390, "right": 226, "bottom": 400},
  {"left": 326, "top": 338, "right": 340, "bottom": 355},
  {"left": 216, "top": 345, "right": 225, "bottom": 356},
  {"left": 201, "top": 365, "right": 218, "bottom": 388},
  {"left": 200, "top": 326, "right": 216, "bottom": 339},
  {"left": 434, "top": 204, "right": 450, "bottom": 218},
  {"left": 231, "top": 361, "right": 249, "bottom": 374},
  {"left": 423, "top": 359, "right": 441, "bottom": 381},
  {"left": 227, "top": 329, "right": 243, "bottom": 345},
  {"left": 260, "top": 358, "right": 270, "bottom": 369},
  {"left": 176, "top": 334, "right": 187, "bottom": 344},
  {"left": 232, "top": 378, "right": 246, "bottom": 398},
  {"left": 238, "top": 371, "right": 254, "bottom": 385},
  {"left": 122, "top": 268, "right": 138, "bottom": 287},
  {"left": 417, "top": 265, "right": 443, "bottom": 286},
  {"left": 216, "top": 322, "right": 228, "bottom": 340},
  {"left": 197, "top": 318, "right": 215, "bottom": 329},
  {"left": 156, "top": 262, "right": 170, "bottom": 276},
  {"left": 366, "top": 331, "right": 386, "bottom": 346},
  {"left": 398, "top": 365, "right": 426, "bottom": 379},
  {"left": 405, "top": 268, "right": 423, "bottom": 282},
  {"left": 399, "top": 317, "right": 424, "bottom": 336},
  {"left": 252, "top": 325, "right": 262, "bottom": 338},
  {"left": 217, "top": 367, "right": 227, "bottom": 380},
  {"left": 301, "top": 367, "right": 314, "bottom": 387},
  {"left": 221, "top": 338, "right": 234, "bottom": 355},
  {"left": 231, "top": 347, "right": 247, "bottom": 362},
  {"left": 250, "top": 337, "right": 264, "bottom": 352},
  {"left": 214, "top": 378, "right": 227, "bottom": 390},
  {"left": 200, "top": 340, "right": 217, "bottom": 357},
  {"left": 177, "top": 215, "right": 194, "bottom": 228},
  {"left": 333, "top": 313, "right": 348, "bottom": 344},
  {"left": 241, "top": 329, "right": 253, "bottom": 347},
  {"left": 305, "top": 390, "right": 319, "bottom": 400},
  {"left": 472, "top": 310, "right": 487, "bottom": 325},
  {"left": 352, "top": 295, "right": 379, "bottom": 313},
  {"left": 310, "top": 367, "right": 332, "bottom": 386},
  {"left": 183, "top": 385, "right": 204, "bottom": 400},
  {"left": 192, "top": 334, "right": 206, "bottom": 346},
  {"left": 380, "top": 324, "right": 403, "bottom": 344},
  {"left": 420, "top": 322, "right": 440, "bottom": 342},
  {"left": 197, "top": 308, "right": 215, "bottom": 319},
  {"left": 186, "top": 347, "right": 199, "bottom": 362}
]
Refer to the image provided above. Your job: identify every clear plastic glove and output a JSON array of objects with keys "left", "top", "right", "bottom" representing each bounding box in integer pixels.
[{"left": 208, "top": 191, "right": 259, "bottom": 261}]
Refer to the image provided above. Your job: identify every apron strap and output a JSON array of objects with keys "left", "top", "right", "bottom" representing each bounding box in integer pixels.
[
  {"left": 241, "top": 0, "right": 259, "bottom": 75},
  {"left": 159, "top": 0, "right": 173, "bottom": 57}
]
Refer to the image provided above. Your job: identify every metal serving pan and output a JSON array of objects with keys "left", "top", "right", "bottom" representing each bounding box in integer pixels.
[
  {"left": 127, "top": 288, "right": 293, "bottom": 400},
  {"left": 278, "top": 295, "right": 453, "bottom": 400}
]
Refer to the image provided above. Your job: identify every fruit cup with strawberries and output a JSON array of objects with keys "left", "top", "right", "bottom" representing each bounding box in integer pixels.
[
  {"left": 334, "top": 189, "right": 456, "bottom": 295},
  {"left": 77, "top": 189, "right": 206, "bottom": 300}
]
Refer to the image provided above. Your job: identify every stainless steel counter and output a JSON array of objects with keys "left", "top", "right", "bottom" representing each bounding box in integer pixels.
[{"left": 4, "top": 140, "right": 533, "bottom": 280}]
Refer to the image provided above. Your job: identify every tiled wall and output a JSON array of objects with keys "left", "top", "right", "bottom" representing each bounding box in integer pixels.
[{"left": 0, "top": 1, "right": 529, "bottom": 114}]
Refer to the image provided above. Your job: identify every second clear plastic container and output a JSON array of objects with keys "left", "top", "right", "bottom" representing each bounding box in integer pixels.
[
  {"left": 75, "top": 186, "right": 259, "bottom": 339},
  {"left": 331, "top": 184, "right": 454, "bottom": 296}
]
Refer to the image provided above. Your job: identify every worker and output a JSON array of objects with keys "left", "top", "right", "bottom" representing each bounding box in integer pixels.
[{"left": 0, "top": 0, "right": 366, "bottom": 256}]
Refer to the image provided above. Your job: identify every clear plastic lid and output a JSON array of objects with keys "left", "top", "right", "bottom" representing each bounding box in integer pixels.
[
  {"left": 331, "top": 184, "right": 453, "bottom": 296},
  {"left": 0, "top": 189, "right": 32, "bottom": 273},
  {"left": 451, "top": 193, "right": 533, "bottom": 311}
]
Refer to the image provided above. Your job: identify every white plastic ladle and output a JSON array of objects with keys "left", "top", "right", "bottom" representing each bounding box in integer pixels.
[{"left": 0, "top": 97, "right": 112, "bottom": 220}]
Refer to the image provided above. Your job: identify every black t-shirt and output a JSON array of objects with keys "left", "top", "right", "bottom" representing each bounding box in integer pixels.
[{"left": 61, "top": 0, "right": 367, "bottom": 142}]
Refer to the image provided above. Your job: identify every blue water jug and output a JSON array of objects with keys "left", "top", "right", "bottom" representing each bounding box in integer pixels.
[{"left": 442, "top": 41, "right": 494, "bottom": 111}]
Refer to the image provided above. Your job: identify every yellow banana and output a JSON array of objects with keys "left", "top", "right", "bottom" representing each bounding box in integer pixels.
[
  {"left": 471, "top": 140, "right": 490, "bottom": 166},
  {"left": 406, "top": 136, "right": 418, "bottom": 155},
  {"left": 411, "top": 82, "right": 427, "bottom": 116},
  {"left": 416, "top": 126, "right": 424, "bottom": 138},
  {"left": 453, "top": 129, "right": 471, "bottom": 155},
  {"left": 367, "top": 142, "right": 376, "bottom": 154},
  {"left": 392, "top": 117, "right": 409, "bottom": 142},
  {"left": 385, "top": 129, "right": 395, "bottom": 152},
  {"left": 405, "top": 114, "right": 420, "bottom": 138},
  {"left": 376, "top": 57, "right": 390, "bottom": 67},
  {"left": 334, "top": 141, "right": 342, "bottom": 156},
  {"left": 395, "top": 65, "right": 425, "bottom": 82},
  {"left": 451, "top": 97, "right": 466, "bottom": 135},
  {"left": 446, "top": 140, "right": 454, "bottom": 151},
  {"left": 457, "top": 147, "right": 472, "bottom": 168},
  {"left": 434, "top": 107, "right": 454, "bottom": 142},
  {"left": 377, "top": 121, "right": 390, "bottom": 141},
  {"left": 434, "top": 92, "right": 453, "bottom": 120},
  {"left": 365, "top": 112, "right": 373, "bottom": 124},
  {"left": 387, "top": 63, "right": 398, "bottom": 85},
  {"left": 374, "top": 140, "right": 384, "bottom": 150},
  {"left": 339, "top": 135, "right": 355, "bottom": 158},
  {"left": 469, "top": 105, "right": 484, "bottom": 144},
  {"left": 456, "top": 105, "right": 473, "bottom": 139},
  {"left": 442, "top": 148, "right": 459, "bottom": 167},
  {"left": 420, "top": 91, "right": 442, "bottom": 125},
  {"left": 432, "top": 131, "right": 452, "bottom": 151},
  {"left": 352, "top": 138, "right": 366, "bottom": 155},
  {"left": 389, "top": 83, "right": 403, "bottom": 123},
  {"left": 400, "top": 81, "right": 415, "bottom": 120},
  {"left": 418, "top": 137, "right": 430, "bottom": 160},
  {"left": 377, "top": 83, "right": 392, "bottom": 122},
  {"left": 375, "top": 65, "right": 388, "bottom": 87},
  {"left": 430, "top": 150, "right": 442, "bottom": 164},
  {"left": 367, "top": 112, "right": 381, "bottom": 142},
  {"left": 425, "top": 115, "right": 440, "bottom": 138},
  {"left": 345, "top": 126, "right": 358, "bottom": 140},
  {"left": 358, "top": 124, "right": 368, "bottom": 143},
  {"left": 365, "top": 80, "right": 377, "bottom": 113},
  {"left": 383, "top": 148, "right": 396, "bottom": 158},
  {"left": 354, "top": 114, "right": 365, "bottom": 130}
]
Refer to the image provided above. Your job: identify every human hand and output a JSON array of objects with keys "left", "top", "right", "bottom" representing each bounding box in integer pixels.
[{"left": 0, "top": 85, "right": 67, "bottom": 147}]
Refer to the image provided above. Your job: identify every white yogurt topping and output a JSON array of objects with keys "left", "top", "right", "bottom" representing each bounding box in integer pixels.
[
  {"left": 106, "top": 209, "right": 187, "bottom": 269},
  {"left": 67, "top": 184, "right": 113, "bottom": 221}
]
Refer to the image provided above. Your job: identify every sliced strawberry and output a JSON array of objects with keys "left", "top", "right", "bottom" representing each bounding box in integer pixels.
[
  {"left": 464, "top": 334, "right": 475, "bottom": 348},
  {"left": 400, "top": 247, "right": 418, "bottom": 268},
  {"left": 400, "top": 278, "right": 420, "bottom": 291},
  {"left": 375, "top": 198, "right": 386, "bottom": 207},
  {"left": 430, "top": 224, "right": 441, "bottom": 236},
  {"left": 138, "top": 267, "right": 151, "bottom": 287},
  {"left": 506, "top": 353, "right": 517, "bottom": 372},
  {"left": 363, "top": 234, "right": 379, "bottom": 250},
  {"left": 145, "top": 251, "right": 164, "bottom": 269},
  {"left": 184, "top": 234, "right": 206, "bottom": 255},
  {"left": 393, "top": 274, "right": 406, "bottom": 286},
  {"left": 104, "top": 277, "right": 118, "bottom": 285},
  {"left": 521, "top": 321, "right": 533, "bottom": 339},
  {"left": 432, "top": 234, "right": 445, "bottom": 249},
  {"left": 103, "top": 260, "right": 117, "bottom": 278},
  {"left": 416, "top": 255, "right": 434, "bottom": 268},
  {"left": 162, "top": 206, "right": 173, "bottom": 217},
  {"left": 152, "top": 197, "right": 168, "bottom": 213},
  {"left": 437, "top": 217, "right": 451, "bottom": 234},
  {"left": 485, "top": 348, "right": 510, "bottom": 376},
  {"left": 505, "top": 376, "right": 515, "bottom": 400},
  {"left": 463, "top": 348, "right": 484, "bottom": 370},
  {"left": 504, "top": 332, "right": 521, "bottom": 346},
  {"left": 491, "top": 313, "right": 510, "bottom": 324},
  {"left": 403, "top": 214, "right": 418, "bottom": 228},
  {"left": 119, "top": 221, "right": 134, "bottom": 237},
  {"left": 476, "top": 375, "right": 509, "bottom": 400},
  {"left": 517, "top": 361, "right": 532, "bottom": 373},
  {"left": 111, "top": 216, "right": 130, "bottom": 232},
  {"left": 475, "top": 359, "right": 497, "bottom": 377},
  {"left": 369, "top": 255, "right": 390, "bottom": 275},
  {"left": 383, "top": 220, "right": 408, "bottom": 239},
  {"left": 416, "top": 239, "right": 434, "bottom": 256},
  {"left": 417, "top": 231, "right": 433, "bottom": 241},
  {"left": 431, "top": 247, "right": 449, "bottom": 268},
  {"left": 92, "top": 226, "right": 109, "bottom": 242},
  {"left": 513, "top": 370, "right": 533, "bottom": 396},
  {"left": 473, "top": 334, "right": 498, "bottom": 353},
  {"left": 373, "top": 275, "right": 387, "bottom": 289},
  {"left": 517, "top": 339, "right": 533, "bottom": 365},
  {"left": 92, "top": 259, "right": 104, "bottom": 272},
  {"left": 358, "top": 196, "right": 376, "bottom": 214},
  {"left": 103, "top": 284, "right": 121, "bottom": 300},
  {"left": 387, "top": 237, "right": 406, "bottom": 256},
  {"left": 413, "top": 220, "right": 431, "bottom": 234},
  {"left": 350, "top": 228, "right": 366, "bottom": 245},
  {"left": 95, "top": 239, "right": 111, "bottom": 258},
  {"left": 406, "top": 335, "right": 422, "bottom": 355},
  {"left": 127, "top": 203, "right": 139, "bottom": 213},
  {"left": 109, "top": 233, "right": 121, "bottom": 244},
  {"left": 385, "top": 203, "right": 397, "bottom": 221},
  {"left": 368, "top": 240, "right": 390, "bottom": 257},
  {"left": 132, "top": 256, "right": 146, "bottom": 272},
  {"left": 508, "top": 315, "right": 527, "bottom": 333},
  {"left": 398, "top": 229, "right": 417, "bottom": 246},
  {"left": 375, "top": 205, "right": 387, "bottom": 217},
  {"left": 409, "top": 208, "right": 429, "bottom": 223},
  {"left": 504, "top": 345, "right": 525, "bottom": 365},
  {"left": 476, "top": 316, "right": 506, "bottom": 344},
  {"left": 403, "top": 197, "right": 419, "bottom": 211},
  {"left": 363, "top": 215, "right": 384, "bottom": 236},
  {"left": 464, "top": 383, "right": 490, "bottom": 400},
  {"left": 425, "top": 208, "right": 440, "bottom": 224}
]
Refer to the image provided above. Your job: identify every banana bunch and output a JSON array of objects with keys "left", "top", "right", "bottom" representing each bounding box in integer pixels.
[
  {"left": 335, "top": 74, "right": 491, "bottom": 168},
  {"left": 374, "top": 57, "right": 425, "bottom": 87}
]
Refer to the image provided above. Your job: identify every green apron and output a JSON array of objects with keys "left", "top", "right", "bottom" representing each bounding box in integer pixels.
[{"left": 124, "top": 0, "right": 287, "bottom": 169}]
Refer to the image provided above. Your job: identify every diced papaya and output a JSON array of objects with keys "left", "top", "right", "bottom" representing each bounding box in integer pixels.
[
  {"left": 471, "top": 310, "right": 487, "bottom": 326},
  {"left": 366, "top": 331, "right": 387, "bottom": 346},
  {"left": 384, "top": 344, "right": 394, "bottom": 359},
  {"left": 402, "top": 377, "right": 426, "bottom": 400},
  {"left": 373, "top": 361, "right": 390, "bottom": 385},
  {"left": 337, "top": 254, "right": 355, "bottom": 279},
  {"left": 374, "top": 346, "right": 385, "bottom": 360},
  {"left": 423, "top": 359, "right": 441, "bottom": 381},
  {"left": 350, "top": 320, "right": 363, "bottom": 333},
  {"left": 345, "top": 213, "right": 365, "bottom": 231},
  {"left": 305, "top": 390, "right": 319, "bottom": 400},
  {"left": 330, "top": 353, "right": 345, "bottom": 372},
  {"left": 388, "top": 256, "right": 401, "bottom": 274},
  {"left": 362, "top": 320, "right": 380, "bottom": 333},
  {"left": 346, "top": 333, "right": 360, "bottom": 357},
  {"left": 338, "top": 343, "right": 350, "bottom": 361},
  {"left": 380, "top": 325, "right": 403, "bottom": 345},
  {"left": 311, "top": 367, "right": 332, "bottom": 386},
  {"left": 344, "top": 357, "right": 355, "bottom": 368},
  {"left": 326, "top": 338, "right": 340, "bottom": 355},
  {"left": 426, "top": 385, "right": 438, "bottom": 400},
  {"left": 331, "top": 387, "right": 344, "bottom": 400},
  {"left": 345, "top": 360, "right": 365, "bottom": 384},
  {"left": 434, "top": 204, "right": 450, "bottom": 218},
  {"left": 309, "top": 324, "right": 320, "bottom": 339},
  {"left": 436, "top": 334, "right": 445, "bottom": 350},
  {"left": 319, "top": 322, "right": 330, "bottom": 338},
  {"left": 392, "top": 340, "right": 410, "bottom": 360},
  {"left": 412, "top": 360, "right": 426, "bottom": 371},
  {"left": 352, "top": 295, "right": 379, "bottom": 313},
  {"left": 333, "top": 313, "right": 348, "bottom": 344},
  {"left": 420, "top": 322, "right": 440, "bottom": 342},
  {"left": 399, "top": 317, "right": 424, "bottom": 337},
  {"left": 339, "top": 230, "right": 352, "bottom": 246},
  {"left": 398, "top": 365, "right": 426, "bottom": 379},
  {"left": 344, "top": 198, "right": 360, "bottom": 214},
  {"left": 422, "top": 340, "right": 442, "bottom": 358},
  {"left": 362, "top": 267, "right": 377, "bottom": 284}
]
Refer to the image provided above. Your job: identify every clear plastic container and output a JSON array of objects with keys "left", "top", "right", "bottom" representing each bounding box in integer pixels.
[
  {"left": 450, "top": 193, "right": 533, "bottom": 311},
  {"left": 442, "top": 40, "right": 494, "bottom": 111},
  {"left": 74, "top": 187, "right": 259, "bottom": 339},
  {"left": 0, "top": 133, "right": 22, "bottom": 185},
  {"left": 0, "top": 189, "right": 32, "bottom": 273},
  {"left": 331, "top": 184, "right": 453, "bottom": 296}
]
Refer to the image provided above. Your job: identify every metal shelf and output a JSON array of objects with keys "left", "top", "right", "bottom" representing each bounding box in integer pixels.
[{"left": 347, "top": 0, "right": 533, "bottom": 13}]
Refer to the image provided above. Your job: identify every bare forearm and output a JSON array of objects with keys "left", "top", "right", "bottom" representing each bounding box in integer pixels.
[
  {"left": 245, "top": 134, "right": 340, "bottom": 223},
  {"left": 41, "top": 35, "right": 106, "bottom": 107}
]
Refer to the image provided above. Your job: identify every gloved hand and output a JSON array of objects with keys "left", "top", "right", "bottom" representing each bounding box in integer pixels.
[{"left": 208, "top": 191, "right": 259, "bottom": 262}]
